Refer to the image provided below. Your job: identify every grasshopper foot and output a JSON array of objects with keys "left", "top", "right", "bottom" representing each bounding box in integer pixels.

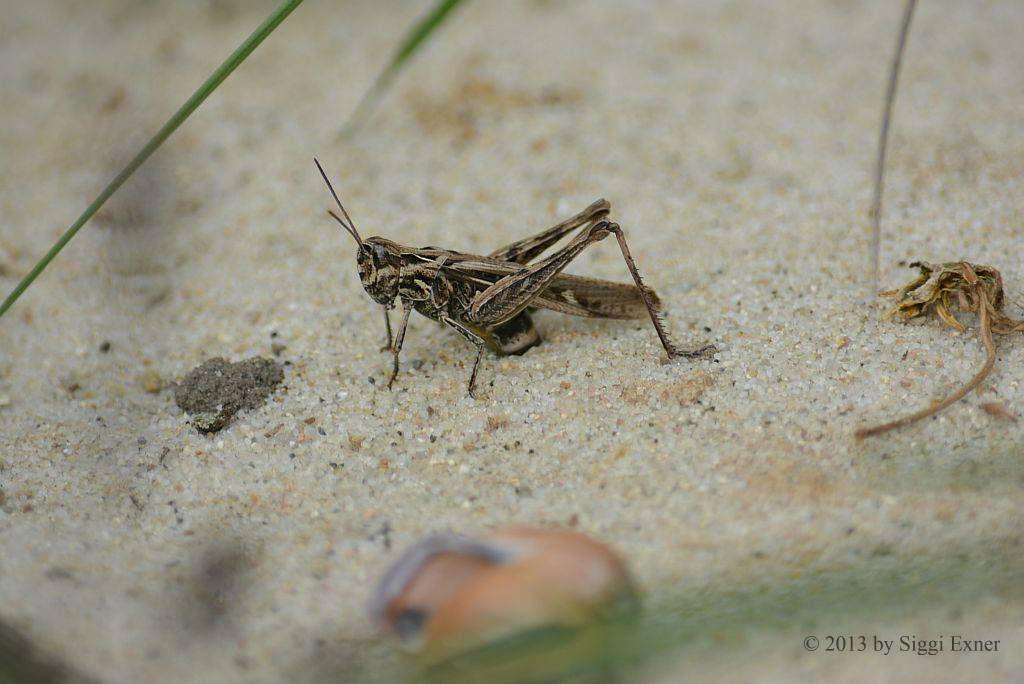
[{"left": 667, "top": 344, "right": 718, "bottom": 361}]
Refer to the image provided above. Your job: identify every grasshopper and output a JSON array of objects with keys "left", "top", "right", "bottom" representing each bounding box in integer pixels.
[{"left": 315, "top": 159, "right": 714, "bottom": 396}]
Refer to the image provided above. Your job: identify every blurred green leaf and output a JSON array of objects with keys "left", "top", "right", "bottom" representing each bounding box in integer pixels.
[
  {"left": 342, "top": 0, "right": 469, "bottom": 136},
  {"left": 0, "top": 0, "right": 305, "bottom": 321}
]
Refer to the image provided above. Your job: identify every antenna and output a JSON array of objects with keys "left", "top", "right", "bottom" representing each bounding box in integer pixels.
[{"left": 314, "top": 157, "right": 363, "bottom": 245}]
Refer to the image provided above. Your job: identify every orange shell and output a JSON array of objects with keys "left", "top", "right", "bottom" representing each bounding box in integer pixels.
[{"left": 372, "top": 527, "right": 636, "bottom": 662}]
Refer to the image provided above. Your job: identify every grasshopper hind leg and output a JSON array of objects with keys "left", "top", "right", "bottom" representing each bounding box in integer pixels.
[
  {"left": 469, "top": 219, "right": 715, "bottom": 361},
  {"left": 600, "top": 222, "right": 716, "bottom": 360}
]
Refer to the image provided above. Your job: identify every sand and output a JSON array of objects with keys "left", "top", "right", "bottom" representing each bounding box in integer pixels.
[{"left": 1, "top": 1, "right": 1022, "bottom": 681}]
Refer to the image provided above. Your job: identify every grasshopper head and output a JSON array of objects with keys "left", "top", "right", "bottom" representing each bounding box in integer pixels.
[
  {"left": 357, "top": 238, "right": 402, "bottom": 308},
  {"left": 315, "top": 159, "right": 402, "bottom": 307}
]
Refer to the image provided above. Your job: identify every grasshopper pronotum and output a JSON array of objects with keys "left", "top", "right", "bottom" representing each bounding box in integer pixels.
[{"left": 315, "top": 159, "right": 714, "bottom": 396}]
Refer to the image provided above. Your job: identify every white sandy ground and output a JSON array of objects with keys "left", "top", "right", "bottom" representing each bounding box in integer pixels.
[{"left": 1, "top": 0, "right": 1023, "bottom": 681}]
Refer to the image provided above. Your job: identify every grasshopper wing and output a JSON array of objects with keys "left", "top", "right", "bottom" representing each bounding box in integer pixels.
[
  {"left": 535, "top": 274, "right": 660, "bottom": 319},
  {"left": 436, "top": 257, "right": 658, "bottom": 320}
]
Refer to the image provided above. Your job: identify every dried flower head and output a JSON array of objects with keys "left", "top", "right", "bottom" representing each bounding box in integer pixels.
[
  {"left": 881, "top": 261, "right": 1022, "bottom": 335},
  {"left": 858, "top": 261, "right": 1024, "bottom": 439}
]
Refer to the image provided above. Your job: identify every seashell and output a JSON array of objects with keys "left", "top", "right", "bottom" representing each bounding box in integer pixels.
[{"left": 371, "top": 527, "right": 637, "bottom": 663}]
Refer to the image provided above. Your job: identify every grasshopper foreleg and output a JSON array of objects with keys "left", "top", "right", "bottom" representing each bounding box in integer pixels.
[
  {"left": 386, "top": 302, "right": 413, "bottom": 390},
  {"left": 380, "top": 309, "right": 393, "bottom": 352}
]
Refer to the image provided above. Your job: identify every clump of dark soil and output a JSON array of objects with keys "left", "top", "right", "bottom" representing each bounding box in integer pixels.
[{"left": 174, "top": 357, "right": 283, "bottom": 434}]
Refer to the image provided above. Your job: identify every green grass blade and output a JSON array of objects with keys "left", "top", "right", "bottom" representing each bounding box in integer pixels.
[
  {"left": 0, "top": 0, "right": 305, "bottom": 321},
  {"left": 341, "top": 0, "right": 468, "bottom": 136}
]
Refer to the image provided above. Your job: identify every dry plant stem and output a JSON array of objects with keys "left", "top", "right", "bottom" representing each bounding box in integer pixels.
[
  {"left": 870, "top": 0, "right": 917, "bottom": 295},
  {"left": 855, "top": 294, "right": 995, "bottom": 440}
]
